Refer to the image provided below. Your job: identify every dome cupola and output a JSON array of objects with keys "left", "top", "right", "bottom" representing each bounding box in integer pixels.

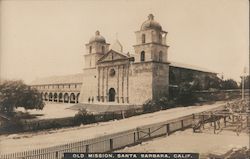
[
  {"left": 89, "top": 30, "right": 106, "bottom": 43},
  {"left": 141, "top": 14, "right": 162, "bottom": 31}
]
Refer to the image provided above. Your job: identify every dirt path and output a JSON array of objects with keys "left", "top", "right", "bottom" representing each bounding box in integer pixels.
[{"left": 0, "top": 101, "right": 226, "bottom": 154}]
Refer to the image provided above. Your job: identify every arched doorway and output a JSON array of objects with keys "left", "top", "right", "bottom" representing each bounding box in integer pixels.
[
  {"left": 70, "top": 93, "right": 76, "bottom": 103},
  {"left": 64, "top": 93, "right": 69, "bottom": 103},
  {"left": 59, "top": 93, "right": 63, "bottom": 102},
  {"left": 108, "top": 88, "right": 116, "bottom": 102}
]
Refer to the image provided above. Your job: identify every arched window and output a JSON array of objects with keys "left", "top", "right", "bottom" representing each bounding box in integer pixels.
[
  {"left": 102, "top": 46, "right": 105, "bottom": 53},
  {"left": 142, "top": 34, "right": 146, "bottom": 43},
  {"left": 159, "top": 34, "right": 162, "bottom": 44},
  {"left": 159, "top": 51, "right": 163, "bottom": 62},
  {"left": 140, "top": 51, "right": 145, "bottom": 62},
  {"left": 89, "top": 46, "right": 92, "bottom": 53}
]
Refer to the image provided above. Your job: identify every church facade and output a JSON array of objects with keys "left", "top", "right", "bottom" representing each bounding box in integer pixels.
[
  {"left": 80, "top": 14, "right": 169, "bottom": 105},
  {"left": 31, "top": 14, "right": 218, "bottom": 105}
]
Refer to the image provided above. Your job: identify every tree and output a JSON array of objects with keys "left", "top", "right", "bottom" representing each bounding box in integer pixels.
[
  {"left": 221, "top": 79, "right": 239, "bottom": 90},
  {"left": 0, "top": 80, "right": 44, "bottom": 115},
  {"left": 240, "top": 75, "right": 250, "bottom": 89},
  {"left": 204, "top": 75, "right": 222, "bottom": 90}
]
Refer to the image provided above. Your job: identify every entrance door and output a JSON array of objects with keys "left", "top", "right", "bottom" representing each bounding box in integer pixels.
[{"left": 109, "top": 88, "right": 116, "bottom": 102}]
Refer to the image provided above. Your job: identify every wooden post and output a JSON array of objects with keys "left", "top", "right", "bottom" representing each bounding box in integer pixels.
[
  {"left": 202, "top": 114, "right": 205, "bottom": 129},
  {"left": 148, "top": 128, "right": 151, "bottom": 137},
  {"left": 137, "top": 129, "right": 140, "bottom": 140},
  {"left": 213, "top": 116, "right": 216, "bottom": 134},
  {"left": 210, "top": 113, "right": 213, "bottom": 126},
  {"left": 181, "top": 120, "right": 184, "bottom": 130},
  {"left": 134, "top": 132, "right": 136, "bottom": 143},
  {"left": 166, "top": 123, "right": 170, "bottom": 135},
  {"left": 86, "top": 145, "right": 89, "bottom": 153},
  {"left": 224, "top": 116, "right": 226, "bottom": 127},
  {"left": 110, "top": 139, "right": 113, "bottom": 151}
]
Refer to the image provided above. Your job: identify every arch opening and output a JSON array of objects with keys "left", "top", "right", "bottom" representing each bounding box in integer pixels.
[
  {"left": 108, "top": 88, "right": 116, "bottom": 102},
  {"left": 70, "top": 93, "right": 76, "bottom": 103},
  {"left": 76, "top": 93, "right": 80, "bottom": 103},
  {"left": 59, "top": 93, "right": 63, "bottom": 102},
  {"left": 142, "top": 34, "right": 146, "bottom": 43},
  {"left": 64, "top": 93, "right": 69, "bottom": 103},
  {"left": 159, "top": 51, "right": 163, "bottom": 62},
  {"left": 140, "top": 51, "right": 145, "bottom": 62},
  {"left": 44, "top": 92, "right": 48, "bottom": 101},
  {"left": 49, "top": 93, "right": 53, "bottom": 101},
  {"left": 53, "top": 93, "right": 58, "bottom": 102}
]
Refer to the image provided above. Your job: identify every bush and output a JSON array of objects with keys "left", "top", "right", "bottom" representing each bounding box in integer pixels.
[
  {"left": 142, "top": 97, "right": 176, "bottom": 113},
  {"left": 0, "top": 117, "right": 24, "bottom": 133},
  {"left": 142, "top": 99, "right": 160, "bottom": 113},
  {"left": 157, "top": 97, "right": 168, "bottom": 109},
  {"left": 74, "top": 108, "right": 95, "bottom": 124}
]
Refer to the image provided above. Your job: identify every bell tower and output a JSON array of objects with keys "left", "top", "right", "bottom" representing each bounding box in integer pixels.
[
  {"left": 130, "top": 14, "right": 170, "bottom": 102},
  {"left": 84, "top": 31, "right": 110, "bottom": 69},
  {"left": 133, "top": 14, "right": 169, "bottom": 63}
]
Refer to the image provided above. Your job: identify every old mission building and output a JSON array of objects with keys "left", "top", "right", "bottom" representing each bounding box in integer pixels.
[{"left": 31, "top": 14, "right": 217, "bottom": 105}]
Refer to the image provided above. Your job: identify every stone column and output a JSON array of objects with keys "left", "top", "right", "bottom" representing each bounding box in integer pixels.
[
  {"left": 122, "top": 65, "right": 124, "bottom": 103},
  {"left": 117, "top": 65, "right": 120, "bottom": 103},
  {"left": 97, "top": 68, "right": 100, "bottom": 102},
  {"left": 102, "top": 67, "right": 105, "bottom": 102},
  {"left": 57, "top": 92, "right": 60, "bottom": 103},
  {"left": 127, "top": 64, "right": 129, "bottom": 103},
  {"left": 75, "top": 93, "right": 77, "bottom": 103},
  {"left": 106, "top": 67, "right": 109, "bottom": 102}
]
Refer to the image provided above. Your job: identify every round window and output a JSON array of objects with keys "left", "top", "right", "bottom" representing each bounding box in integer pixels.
[{"left": 109, "top": 68, "right": 116, "bottom": 77}]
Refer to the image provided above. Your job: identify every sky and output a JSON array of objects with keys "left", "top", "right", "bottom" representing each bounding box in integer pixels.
[{"left": 0, "top": 0, "right": 249, "bottom": 83}]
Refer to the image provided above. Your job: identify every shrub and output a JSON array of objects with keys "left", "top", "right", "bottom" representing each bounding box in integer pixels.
[
  {"left": 0, "top": 117, "right": 24, "bottom": 133},
  {"left": 74, "top": 108, "right": 95, "bottom": 124},
  {"left": 142, "top": 97, "right": 175, "bottom": 113},
  {"left": 142, "top": 99, "right": 160, "bottom": 113}
]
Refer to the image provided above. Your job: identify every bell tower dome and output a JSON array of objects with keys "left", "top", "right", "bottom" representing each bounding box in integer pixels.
[
  {"left": 133, "top": 14, "right": 169, "bottom": 63},
  {"left": 84, "top": 31, "right": 110, "bottom": 69}
]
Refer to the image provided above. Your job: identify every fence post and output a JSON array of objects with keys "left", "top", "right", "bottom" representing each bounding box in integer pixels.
[
  {"left": 86, "top": 145, "right": 89, "bottom": 153},
  {"left": 56, "top": 151, "right": 59, "bottom": 159},
  {"left": 213, "top": 116, "right": 216, "bottom": 134},
  {"left": 134, "top": 132, "right": 136, "bottom": 143},
  {"left": 137, "top": 128, "right": 140, "bottom": 140},
  {"left": 202, "top": 113, "right": 205, "bottom": 129},
  {"left": 109, "top": 139, "right": 113, "bottom": 151},
  {"left": 224, "top": 116, "right": 226, "bottom": 127},
  {"left": 181, "top": 120, "right": 184, "bottom": 130},
  {"left": 148, "top": 128, "right": 151, "bottom": 137},
  {"left": 166, "top": 123, "right": 170, "bottom": 136}
]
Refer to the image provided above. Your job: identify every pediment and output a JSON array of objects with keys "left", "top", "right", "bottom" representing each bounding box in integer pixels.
[{"left": 98, "top": 49, "right": 128, "bottom": 63}]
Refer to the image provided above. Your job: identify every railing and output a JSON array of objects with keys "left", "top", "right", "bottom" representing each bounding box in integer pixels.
[{"left": 0, "top": 105, "right": 225, "bottom": 159}]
